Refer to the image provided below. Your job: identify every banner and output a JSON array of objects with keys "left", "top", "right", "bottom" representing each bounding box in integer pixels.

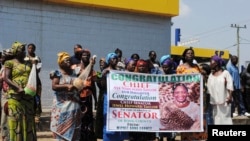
[{"left": 107, "top": 70, "right": 203, "bottom": 132}]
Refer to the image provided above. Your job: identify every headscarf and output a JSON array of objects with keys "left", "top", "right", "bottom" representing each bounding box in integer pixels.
[
  {"left": 106, "top": 53, "right": 117, "bottom": 64},
  {"left": 136, "top": 59, "right": 148, "bottom": 67},
  {"left": 57, "top": 52, "right": 70, "bottom": 65},
  {"left": 160, "top": 55, "right": 171, "bottom": 66},
  {"left": 2, "top": 48, "right": 13, "bottom": 57},
  {"left": 162, "top": 59, "right": 173, "bottom": 67},
  {"left": 125, "top": 58, "right": 134, "bottom": 66},
  {"left": 11, "top": 41, "right": 26, "bottom": 56},
  {"left": 211, "top": 55, "right": 224, "bottom": 66}
]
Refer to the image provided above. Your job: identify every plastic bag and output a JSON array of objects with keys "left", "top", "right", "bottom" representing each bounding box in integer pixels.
[
  {"left": 24, "top": 64, "right": 37, "bottom": 96},
  {"left": 73, "top": 55, "right": 96, "bottom": 91}
]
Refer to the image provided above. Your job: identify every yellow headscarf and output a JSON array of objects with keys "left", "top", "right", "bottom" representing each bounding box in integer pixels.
[
  {"left": 57, "top": 52, "right": 70, "bottom": 65},
  {"left": 11, "top": 41, "right": 26, "bottom": 56}
]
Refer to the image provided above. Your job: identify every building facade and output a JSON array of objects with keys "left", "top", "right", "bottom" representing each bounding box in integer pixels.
[{"left": 0, "top": 0, "right": 179, "bottom": 109}]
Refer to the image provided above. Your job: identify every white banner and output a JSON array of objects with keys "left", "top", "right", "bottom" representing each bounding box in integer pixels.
[{"left": 107, "top": 70, "right": 203, "bottom": 132}]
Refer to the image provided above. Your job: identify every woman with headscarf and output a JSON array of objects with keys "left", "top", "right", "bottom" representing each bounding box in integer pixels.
[
  {"left": 101, "top": 52, "right": 129, "bottom": 141},
  {"left": 159, "top": 55, "right": 175, "bottom": 75},
  {"left": 131, "top": 59, "right": 156, "bottom": 141},
  {"left": 3, "top": 41, "right": 37, "bottom": 141},
  {"left": 207, "top": 55, "right": 234, "bottom": 124},
  {"left": 50, "top": 52, "right": 82, "bottom": 140},
  {"left": 125, "top": 58, "right": 136, "bottom": 72},
  {"left": 157, "top": 55, "right": 176, "bottom": 141},
  {"left": 134, "top": 59, "right": 149, "bottom": 73}
]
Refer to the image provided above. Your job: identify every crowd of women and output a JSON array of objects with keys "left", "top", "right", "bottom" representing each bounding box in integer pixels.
[
  {"left": 1, "top": 41, "right": 249, "bottom": 141},
  {"left": 0, "top": 41, "right": 42, "bottom": 141}
]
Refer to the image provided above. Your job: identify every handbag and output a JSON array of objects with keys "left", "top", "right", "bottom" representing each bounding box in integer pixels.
[{"left": 24, "top": 64, "right": 37, "bottom": 96}]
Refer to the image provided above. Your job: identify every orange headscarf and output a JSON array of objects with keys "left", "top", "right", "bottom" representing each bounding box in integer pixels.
[{"left": 57, "top": 52, "right": 70, "bottom": 65}]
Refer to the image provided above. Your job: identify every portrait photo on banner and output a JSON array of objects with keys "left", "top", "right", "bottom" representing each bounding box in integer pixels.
[
  {"left": 159, "top": 81, "right": 201, "bottom": 131},
  {"left": 106, "top": 70, "right": 203, "bottom": 133}
]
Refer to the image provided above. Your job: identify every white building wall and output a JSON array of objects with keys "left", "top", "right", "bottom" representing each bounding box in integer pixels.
[{"left": 0, "top": 0, "right": 172, "bottom": 109}]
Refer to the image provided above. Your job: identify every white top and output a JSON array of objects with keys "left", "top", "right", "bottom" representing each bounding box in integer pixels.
[{"left": 207, "top": 70, "right": 234, "bottom": 105}]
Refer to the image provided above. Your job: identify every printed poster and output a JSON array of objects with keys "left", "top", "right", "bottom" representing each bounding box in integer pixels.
[{"left": 107, "top": 70, "right": 203, "bottom": 132}]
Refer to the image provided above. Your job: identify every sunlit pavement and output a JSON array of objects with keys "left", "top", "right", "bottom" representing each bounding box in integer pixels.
[{"left": 37, "top": 109, "right": 249, "bottom": 141}]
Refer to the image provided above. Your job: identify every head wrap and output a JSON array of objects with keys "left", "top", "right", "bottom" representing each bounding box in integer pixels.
[
  {"left": 125, "top": 58, "right": 134, "bottom": 66},
  {"left": 162, "top": 59, "right": 173, "bottom": 67},
  {"left": 57, "top": 52, "right": 70, "bottom": 65},
  {"left": 106, "top": 53, "right": 117, "bottom": 64},
  {"left": 136, "top": 59, "right": 148, "bottom": 67},
  {"left": 160, "top": 55, "right": 171, "bottom": 66},
  {"left": 211, "top": 55, "right": 224, "bottom": 66},
  {"left": 2, "top": 49, "right": 13, "bottom": 57},
  {"left": 11, "top": 41, "right": 26, "bottom": 56}
]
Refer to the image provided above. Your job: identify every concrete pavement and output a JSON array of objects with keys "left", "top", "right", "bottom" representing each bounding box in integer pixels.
[{"left": 36, "top": 109, "right": 250, "bottom": 141}]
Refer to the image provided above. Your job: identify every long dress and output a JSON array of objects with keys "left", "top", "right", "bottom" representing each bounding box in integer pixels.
[
  {"left": 207, "top": 70, "right": 234, "bottom": 124},
  {"left": 4, "top": 59, "right": 37, "bottom": 141},
  {"left": 80, "top": 70, "right": 97, "bottom": 141},
  {"left": 50, "top": 70, "right": 82, "bottom": 141}
]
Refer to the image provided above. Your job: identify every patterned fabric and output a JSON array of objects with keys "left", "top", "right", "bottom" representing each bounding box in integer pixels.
[
  {"left": 8, "top": 95, "right": 37, "bottom": 141},
  {"left": 0, "top": 68, "right": 9, "bottom": 141},
  {"left": 1, "top": 90, "right": 9, "bottom": 141},
  {"left": 50, "top": 70, "right": 82, "bottom": 141},
  {"left": 79, "top": 71, "right": 96, "bottom": 98},
  {"left": 10, "top": 41, "right": 26, "bottom": 56},
  {"left": 57, "top": 52, "right": 70, "bottom": 65},
  {"left": 4, "top": 60, "right": 31, "bottom": 95},
  {"left": 176, "top": 64, "right": 200, "bottom": 74},
  {"left": 4, "top": 59, "right": 36, "bottom": 141}
]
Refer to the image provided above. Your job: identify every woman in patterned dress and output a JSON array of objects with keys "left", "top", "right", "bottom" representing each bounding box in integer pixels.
[
  {"left": 50, "top": 52, "right": 82, "bottom": 141},
  {"left": 3, "top": 41, "right": 37, "bottom": 141},
  {"left": 175, "top": 47, "right": 209, "bottom": 141}
]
